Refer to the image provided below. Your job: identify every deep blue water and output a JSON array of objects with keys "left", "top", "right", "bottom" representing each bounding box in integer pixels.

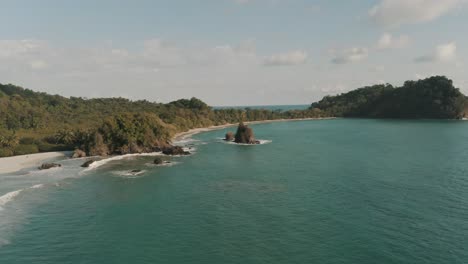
[{"left": 1, "top": 119, "right": 468, "bottom": 263}]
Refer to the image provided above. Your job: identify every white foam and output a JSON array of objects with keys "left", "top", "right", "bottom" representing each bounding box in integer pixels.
[
  {"left": 223, "top": 139, "right": 272, "bottom": 146},
  {"left": 0, "top": 182, "right": 54, "bottom": 209},
  {"left": 84, "top": 152, "right": 164, "bottom": 171},
  {"left": 145, "top": 161, "right": 180, "bottom": 167},
  {"left": 174, "top": 138, "right": 201, "bottom": 145},
  {"left": 30, "top": 184, "right": 45, "bottom": 189},
  {"left": 0, "top": 189, "right": 23, "bottom": 207},
  {"left": 112, "top": 170, "right": 147, "bottom": 178}
]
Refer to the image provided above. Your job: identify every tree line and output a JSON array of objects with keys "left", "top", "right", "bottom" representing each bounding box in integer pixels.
[{"left": 0, "top": 84, "right": 324, "bottom": 157}]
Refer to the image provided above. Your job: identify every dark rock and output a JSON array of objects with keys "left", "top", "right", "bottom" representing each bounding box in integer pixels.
[
  {"left": 154, "top": 157, "right": 164, "bottom": 165},
  {"left": 39, "top": 163, "right": 61, "bottom": 170},
  {"left": 130, "top": 169, "right": 142, "bottom": 173},
  {"left": 152, "top": 146, "right": 162, "bottom": 152},
  {"left": 162, "top": 146, "right": 190, "bottom": 156},
  {"left": 225, "top": 131, "right": 234, "bottom": 141},
  {"left": 234, "top": 122, "right": 259, "bottom": 144},
  {"left": 72, "top": 149, "right": 86, "bottom": 159},
  {"left": 81, "top": 160, "right": 96, "bottom": 168}
]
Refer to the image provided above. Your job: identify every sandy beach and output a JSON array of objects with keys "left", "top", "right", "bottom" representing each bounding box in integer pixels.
[
  {"left": 0, "top": 152, "right": 71, "bottom": 175},
  {"left": 0, "top": 117, "right": 331, "bottom": 175}
]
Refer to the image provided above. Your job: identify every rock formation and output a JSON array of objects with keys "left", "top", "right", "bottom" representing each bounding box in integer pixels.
[
  {"left": 162, "top": 146, "right": 190, "bottom": 156},
  {"left": 234, "top": 122, "right": 260, "bottom": 144},
  {"left": 39, "top": 163, "right": 61, "bottom": 170},
  {"left": 225, "top": 132, "right": 234, "bottom": 141},
  {"left": 72, "top": 149, "right": 86, "bottom": 158},
  {"left": 154, "top": 157, "right": 164, "bottom": 165},
  {"left": 81, "top": 160, "right": 96, "bottom": 168}
]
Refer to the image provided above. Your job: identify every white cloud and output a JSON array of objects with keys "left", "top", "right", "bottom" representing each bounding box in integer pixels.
[
  {"left": 29, "top": 60, "right": 48, "bottom": 70},
  {"left": 331, "top": 47, "right": 368, "bottom": 64},
  {"left": 369, "top": 0, "right": 466, "bottom": 28},
  {"left": 377, "top": 33, "right": 410, "bottom": 49},
  {"left": 263, "top": 50, "right": 308, "bottom": 66},
  {"left": 415, "top": 42, "right": 457, "bottom": 63},
  {"left": 0, "top": 40, "right": 44, "bottom": 58}
]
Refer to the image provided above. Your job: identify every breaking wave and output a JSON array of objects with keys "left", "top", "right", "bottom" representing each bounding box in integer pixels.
[
  {"left": 111, "top": 170, "right": 147, "bottom": 178},
  {"left": 83, "top": 152, "right": 165, "bottom": 171}
]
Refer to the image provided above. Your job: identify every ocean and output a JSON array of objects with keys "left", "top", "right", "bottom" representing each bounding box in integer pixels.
[{"left": 1, "top": 119, "right": 468, "bottom": 263}]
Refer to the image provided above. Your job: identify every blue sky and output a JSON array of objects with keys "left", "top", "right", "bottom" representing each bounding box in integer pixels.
[{"left": 0, "top": 0, "right": 467, "bottom": 105}]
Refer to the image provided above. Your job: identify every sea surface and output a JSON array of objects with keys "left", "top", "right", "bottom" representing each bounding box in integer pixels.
[{"left": 1, "top": 119, "right": 468, "bottom": 264}]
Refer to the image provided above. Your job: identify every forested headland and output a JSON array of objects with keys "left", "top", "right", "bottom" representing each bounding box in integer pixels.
[
  {"left": 0, "top": 85, "right": 323, "bottom": 157},
  {"left": 0, "top": 75, "right": 466, "bottom": 157},
  {"left": 310, "top": 76, "right": 468, "bottom": 119}
]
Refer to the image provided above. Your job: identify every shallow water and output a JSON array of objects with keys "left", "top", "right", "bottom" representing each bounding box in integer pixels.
[{"left": 1, "top": 119, "right": 468, "bottom": 263}]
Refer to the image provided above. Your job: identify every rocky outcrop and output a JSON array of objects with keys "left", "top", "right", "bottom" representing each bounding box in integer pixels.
[
  {"left": 234, "top": 122, "right": 260, "bottom": 144},
  {"left": 162, "top": 146, "right": 190, "bottom": 156},
  {"left": 72, "top": 149, "right": 86, "bottom": 158},
  {"left": 39, "top": 163, "right": 61, "bottom": 170},
  {"left": 87, "top": 133, "right": 109, "bottom": 156},
  {"left": 225, "top": 132, "right": 234, "bottom": 141},
  {"left": 154, "top": 157, "right": 164, "bottom": 165},
  {"left": 81, "top": 159, "right": 96, "bottom": 168}
]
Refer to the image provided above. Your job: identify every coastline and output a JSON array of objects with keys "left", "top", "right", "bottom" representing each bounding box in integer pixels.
[
  {"left": 0, "top": 152, "right": 71, "bottom": 175},
  {"left": 0, "top": 117, "right": 331, "bottom": 175},
  {"left": 173, "top": 117, "right": 333, "bottom": 142}
]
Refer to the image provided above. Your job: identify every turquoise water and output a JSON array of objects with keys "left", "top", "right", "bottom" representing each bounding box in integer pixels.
[{"left": 1, "top": 119, "right": 468, "bottom": 263}]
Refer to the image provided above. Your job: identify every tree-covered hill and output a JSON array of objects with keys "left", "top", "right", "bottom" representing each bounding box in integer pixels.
[
  {"left": 0, "top": 84, "right": 324, "bottom": 157},
  {"left": 310, "top": 76, "right": 468, "bottom": 119}
]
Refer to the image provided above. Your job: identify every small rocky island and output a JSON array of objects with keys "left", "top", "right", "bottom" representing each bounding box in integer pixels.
[{"left": 225, "top": 122, "right": 260, "bottom": 144}]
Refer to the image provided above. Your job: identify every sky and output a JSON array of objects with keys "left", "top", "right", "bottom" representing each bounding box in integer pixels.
[{"left": 0, "top": 0, "right": 467, "bottom": 106}]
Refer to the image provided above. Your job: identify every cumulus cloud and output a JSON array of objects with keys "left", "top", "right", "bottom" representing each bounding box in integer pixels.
[
  {"left": 0, "top": 38, "right": 264, "bottom": 76},
  {"left": 415, "top": 42, "right": 457, "bottom": 63},
  {"left": 377, "top": 33, "right": 410, "bottom": 49},
  {"left": 331, "top": 48, "right": 368, "bottom": 64},
  {"left": 369, "top": 0, "right": 466, "bottom": 28},
  {"left": 263, "top": 50, "right": 308, "bottom": 66}
]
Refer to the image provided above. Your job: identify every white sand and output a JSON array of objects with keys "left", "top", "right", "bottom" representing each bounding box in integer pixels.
[
  {"left": 0, "top": 152, "right": 71, "bottom": 175},
  {"left": 173, "top": 117, "right": 333, "bottom": 142},
  {"left": 0, "top": 117, "right": 332, "bottom": 174}
]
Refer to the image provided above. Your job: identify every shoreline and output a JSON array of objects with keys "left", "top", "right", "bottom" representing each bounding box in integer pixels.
[
  {"left": 0, "top": 117, "right": 332, "bottom": 175},
  {"left": 173, "top": 117, "right": 333, "bottom": 142},
  {"left": 0, "top": 151, "right": 72, "bottom": 175}
]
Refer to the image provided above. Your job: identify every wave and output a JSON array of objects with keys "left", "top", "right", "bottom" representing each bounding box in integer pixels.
[
  {"left": 0, "top": 183, "right": 47, "bottom": 209},
  {"left": 83, "top": 152, "right": 165, "bottom": 171},
  {"left": 0, "top": 189, "right": 23, "bottom": 208},
  {"left": 111, "top": 170, "right": 147, "bottom": 178},
  {"left": 30, "top": 184, "right": 45, "bottom": 189}
]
